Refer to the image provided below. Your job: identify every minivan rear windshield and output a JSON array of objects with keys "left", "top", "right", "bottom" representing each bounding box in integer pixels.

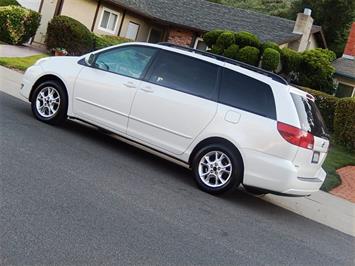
[{"left": 291, "top": 93, "right": 329, "bottom": 139}]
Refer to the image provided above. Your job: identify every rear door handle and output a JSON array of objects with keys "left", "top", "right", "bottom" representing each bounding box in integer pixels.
[
  {"left": 123, "top": 82, "right": 136, "bottom": 88},
  {"left": 141, "top": 86, "right": 154, "bottom": 93}
]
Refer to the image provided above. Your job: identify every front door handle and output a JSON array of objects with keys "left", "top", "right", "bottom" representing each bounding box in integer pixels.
[
  {"left": 123, "top": 82, "right": 136, "bottom": 88},
  {"left": 141, "top": 86, "right": 154, "bottom": 93}
]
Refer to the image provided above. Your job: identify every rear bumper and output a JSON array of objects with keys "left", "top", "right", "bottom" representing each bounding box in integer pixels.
[{"left": 242, "top": 149, "right": 326, "bottom": 196}]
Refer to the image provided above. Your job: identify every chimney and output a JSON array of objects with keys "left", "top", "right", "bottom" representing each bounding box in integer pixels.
[
  {"left": 343, "top": 22, "right": 355, "bottom": 59},
  {"left": 292, "top": 8, "right": 314, "bottom": 52}
]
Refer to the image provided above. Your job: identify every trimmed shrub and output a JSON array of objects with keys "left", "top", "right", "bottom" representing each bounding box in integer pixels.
[
  {"left": 261, "top": 48, "right": 280, "bottom": 72},
  {"left": 223, "top": 44, "right": 239, "bottom": 59},
  {"left": 281, "top": 47, "right": 302, "bottom": 75},
  {"left": 203, "top": 29, "right": 224, "bottom": 47},
  {"left": 235, "top": 31, "right": 260, "bottom": 48},
  {"left": 216, "top": 31, "right": 235, "bottom": 49},
  {"left": 46, "top": 15, "right": 94, "bottom": 56},
  {"left": 210, "top": 43, "right": 224, "bottom": 55},
  {"left": 300, "top": 87, "right": 338, "bottom": 132},
  {"left": 93, "top": 34, "right": 131, "bottom": 50},
  {"left": 334, "top": 98, "right": 355, "bottom": 152},
  {"left": 0, "top": 5, "right": 40, "bottom": 45},
  {"left": 0, "top": 0, "right": 20, "bottom": 6},
  {"left": 261, "top": 41, "right": 281, "bottom": 53},
  {"left": 237, "top": 46, "right": 260, "bottom": 66},
  {"left": 298, "top": 49, "right": 336, "bottom": 94}
]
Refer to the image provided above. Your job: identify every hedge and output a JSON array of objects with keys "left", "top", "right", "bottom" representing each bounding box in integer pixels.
[
  {"left": 261, "top": 48, "right": 280, "bottom": 72},
  {"left": 281, "top": 47, "right": 302, "bottom": 75},
  {"left": 46, "top": 15, "right": 94, "bottom": 56},
  {"left": 93, "top": 34, "right": 131, "bottom": 50},
  {"left": 300, "top": 87, "right": 338, "bottom": 132},
  {"left": 0, "top": 5, "right": 40, "bottom": 45},
  {"left": 298, "top": 49, "right": 336, "bottom": 94},
  {"left": 216, "top": 31, "right": 235, "bottom": 49},
  {"left": 235, "top": 31, "right": 260, "bottom": 48},
  {"left": 203, "top": 29, "right": 224, "bottom": 47},
  {"left": 0, "top": 0, "right": 19, "bottom": 6},
  {"left": 223, "top": 44, "right": 239, "bottom": 59},
  {"left": 210, "top": 43, "right": 224, "bottom": 55},
  {"left": 334, "top": 98, "right": 355, "bottom": 152},
  {"left": 261, "top": 41, "right": 281, "bottom": 53},
  {"left": 237, "top": 46, "right": 260, "bottom": 66}
]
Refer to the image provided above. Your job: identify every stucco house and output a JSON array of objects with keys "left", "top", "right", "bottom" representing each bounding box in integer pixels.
[
  {"left": 33, "top": 0, "right": 326, "bottom": 52},
  {"left": 333, "top": 22, "right": 355, "bottom": 98}
]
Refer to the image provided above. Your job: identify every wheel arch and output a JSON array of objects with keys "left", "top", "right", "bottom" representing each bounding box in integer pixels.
[
  {"left": 29, "top": 74, "right": 68, "bottom": 102},
  {"left": 188, "top": 137, "right": 244, "bottom": 177}
]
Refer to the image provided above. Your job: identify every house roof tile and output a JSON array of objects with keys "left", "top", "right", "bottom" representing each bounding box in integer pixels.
[
  {"left": 107, "top": 0, "right": 321, "bottom": 44},
  {"left": 333, "top": 57, "right": 355, "bottom": 80}
]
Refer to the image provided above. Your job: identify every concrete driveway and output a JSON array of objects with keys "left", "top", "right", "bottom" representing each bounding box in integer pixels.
[{"left": 0, "top": 91, "right": 354, "bottom": 265}]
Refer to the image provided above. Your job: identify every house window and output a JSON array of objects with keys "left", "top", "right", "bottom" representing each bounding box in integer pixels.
[
  {"left": 99, "top": 8, "right": 120, "bottom": 34},
  {"left": 148, "top": 28, "right": 163, "bottom": 43},
  {"left": 194, "top": 37, "right": 208, "bottom": 51},
  {"left": 125, "top": 22, "right": 140, "bottom": 40}
]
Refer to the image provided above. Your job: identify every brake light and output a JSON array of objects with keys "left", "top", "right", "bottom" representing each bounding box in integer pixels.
[{"left": 277, "top": 122, "right": 314, "bottom": 150}]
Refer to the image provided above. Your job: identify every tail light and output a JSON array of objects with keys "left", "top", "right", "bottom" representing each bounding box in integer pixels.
[{"left": 277, "top": 122, "right": 314, "bottom": 150}]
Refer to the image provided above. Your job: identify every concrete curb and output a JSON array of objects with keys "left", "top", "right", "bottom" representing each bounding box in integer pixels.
[
  {"left": 263, "top": 192, "right": 355, "bottom": 236},
  {"left": 1, "top": 65, "right": 354, "bottom": 237}
]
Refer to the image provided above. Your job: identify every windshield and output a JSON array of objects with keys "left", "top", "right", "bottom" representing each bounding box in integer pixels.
[{"left": 291, "top": 93, "right": 329, "bottom": 139}]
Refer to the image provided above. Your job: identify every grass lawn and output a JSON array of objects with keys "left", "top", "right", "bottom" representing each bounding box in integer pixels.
[
  {"left": 321, "top": 143, "right": 355, "bottom": 192},
  {"left": 0, "top": 54, "right": 48, "bottom": 72}
]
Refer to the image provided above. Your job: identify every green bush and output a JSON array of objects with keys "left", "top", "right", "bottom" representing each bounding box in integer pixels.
[
  {"left": 334, "top": 98, "right": 355, "bottom": 152},
  {"left": 93, "top": 34, "right": 131, "bottom": 50},
  {"left": 210, "top": 43, "right": 224, "bottom": 55},
  {"left": 261, "top": 48, "right": 280, "bottom": 71},
  {"left": 0, "top": 0, "right": 20, "bottom": 6},
  {"left": 298, "top": 49, "right": 336, "bottom": 94},
  {"left": 216, "top": 31, "right": 235, "bottom": 49},
  {"left": 237, "top": 46, "right": 260, "bottom": 66},
  {"left": 235, "top": 31, "right": 260, "bottom": 48},
  {"left": 300, "top": 87, "right": 338, "bottom": 132},
  {"left": 203, "top": 29, "right": 224, "bottom": 47},
  {"left": 46, "top": 15, "right": 94, "bottom": 56},
  {"left": 0, "top": 6, "right": 40, "bottom": 45},
  {"left": 280, "top": 47, "right": 302, "bottom": 75},
  {"left": 223, "top": 44, "right": 239, "bottom": 59},
  {"left": 261, "top": 41, "right": 281, "bottom": 53}
]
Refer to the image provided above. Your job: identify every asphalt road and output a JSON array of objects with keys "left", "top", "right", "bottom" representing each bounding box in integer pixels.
[{"left": 1, "top": 91, "right": 354, "bottom": 265}]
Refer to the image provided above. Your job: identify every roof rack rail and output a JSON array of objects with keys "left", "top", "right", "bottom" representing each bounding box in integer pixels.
[{"left": 158, "top": 42, "right": 288, "bottom": 85}]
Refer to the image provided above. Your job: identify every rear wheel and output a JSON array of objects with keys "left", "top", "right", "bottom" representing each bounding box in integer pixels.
[
  {"left": 192, "top": 144, "right": 243, "bottom": 194},
  {"left": 31, "top": 80, "right": 68, "bottom": 125}
]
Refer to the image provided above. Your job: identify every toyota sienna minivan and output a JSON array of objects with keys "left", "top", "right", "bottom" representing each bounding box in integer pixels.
[{"left": 20, "top": 42, "right": 329, "bottom": 195}]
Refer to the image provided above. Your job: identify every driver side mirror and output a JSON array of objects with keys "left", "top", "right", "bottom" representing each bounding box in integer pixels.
[{"left": 84, "top": 53, "right": 96, "bottom": 66}]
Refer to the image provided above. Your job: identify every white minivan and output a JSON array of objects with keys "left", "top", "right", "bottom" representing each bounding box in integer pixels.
[{"left": 20, "top": 42, "right": 329, "bottom": 195}]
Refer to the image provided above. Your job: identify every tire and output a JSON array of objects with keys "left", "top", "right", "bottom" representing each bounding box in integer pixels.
[
  {"left": 30, "top": 80, "right": 68, "bottom": 125},
  {"left": 192, "top": 144, "right": 243, "bottom": 194}
]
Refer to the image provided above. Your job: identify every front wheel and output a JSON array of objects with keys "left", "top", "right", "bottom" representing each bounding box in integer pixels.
[
  {"left": 31, "top": 80, "right": 68, "bottom": 125},
  {"left": 192, "top": 144, "right": 243, "bottom": 194}
]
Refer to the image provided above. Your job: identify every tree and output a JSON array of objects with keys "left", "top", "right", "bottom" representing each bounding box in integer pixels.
[{"left": 289, "top": 0, "right": 355, "bottom": 56}]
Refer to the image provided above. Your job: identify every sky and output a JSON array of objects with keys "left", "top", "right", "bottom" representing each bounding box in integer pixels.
[{"left": 17, "top": 0, "right": 41, "bottom": 11}]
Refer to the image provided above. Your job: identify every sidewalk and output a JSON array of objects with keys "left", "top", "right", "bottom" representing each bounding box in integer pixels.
[
  {"left": 1, "top": 65, "right": 354, "bottom": 237},
  {"left": 0, "top": 44, "right": 45, "bottom": 57}
]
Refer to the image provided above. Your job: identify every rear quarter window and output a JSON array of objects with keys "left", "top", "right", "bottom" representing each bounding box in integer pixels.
[
  {"left": 291, "top": 93, "right": 329, "bottom": 139},
  {"left": 219, "top": 68, "right": 276, "bottom": 119}
]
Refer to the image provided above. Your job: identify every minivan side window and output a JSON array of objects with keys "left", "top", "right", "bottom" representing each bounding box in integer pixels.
[
  {"left": 146, "top": 51, "right": 219, "bottom": 100},
  {"left": 94, "top": 46, "right": 157, "bottom": 79},
  {"left": 219, "top": 68, "right": 276, "bottom": 119}
]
